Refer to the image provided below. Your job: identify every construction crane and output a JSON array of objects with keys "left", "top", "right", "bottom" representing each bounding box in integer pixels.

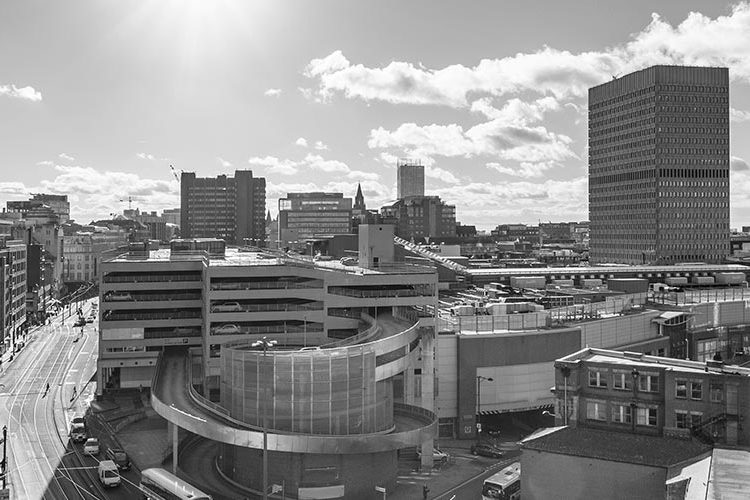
[
  {"left": 170, "top": 164, "right": 183, "bottom": 182},
  {"left": 119, "top": 196, "right": 141, "bottom": 210}
]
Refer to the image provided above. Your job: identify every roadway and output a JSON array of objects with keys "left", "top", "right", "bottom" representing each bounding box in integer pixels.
[{"left": 0, "top": 299, "right": 142, "bottom": 499}]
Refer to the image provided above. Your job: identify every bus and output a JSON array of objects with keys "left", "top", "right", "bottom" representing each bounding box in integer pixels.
[
  {"left": 140, "top": 468, "right": 213, "bottom": 500},
  {"left": 482, "top": 462, "right": 520, "bottom": 500}
]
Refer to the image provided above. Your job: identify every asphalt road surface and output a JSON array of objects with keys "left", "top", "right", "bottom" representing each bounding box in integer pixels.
[{"left": 0, "top": 299, "right": 141, "bottom": 499}]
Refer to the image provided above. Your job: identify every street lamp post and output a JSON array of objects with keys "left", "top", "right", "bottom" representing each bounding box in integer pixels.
[
  {"left": 252, "top": 337, "right": 277, "bottom": 500},
  {"left": 476, "top": 375, "right": 493, "bottom": 445}
]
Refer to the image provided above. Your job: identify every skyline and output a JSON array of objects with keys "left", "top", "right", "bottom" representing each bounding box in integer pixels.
[{"left": 2, "top": 1, "right": 750, "bottom": 229}]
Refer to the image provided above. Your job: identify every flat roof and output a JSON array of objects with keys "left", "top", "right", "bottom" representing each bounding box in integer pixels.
[
  {"left": 707, "top": 448, "right": 750, "bottom": 499},
  {"left": 107, "top": 247, "right": 435, "bottom": 275},
  {"left": 468, "top": 264, "right": 748, "bottom": 277},
  {"left": 559, "top": 347, "right": 750, "bottom": 377},
  {"left": 522, "top": 426, "right": 711, "bottom": 467}
]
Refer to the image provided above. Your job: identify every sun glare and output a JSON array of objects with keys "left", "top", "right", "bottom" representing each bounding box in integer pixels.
[{"left": 124, "top": 0, "right": 274, "bottom": 72}]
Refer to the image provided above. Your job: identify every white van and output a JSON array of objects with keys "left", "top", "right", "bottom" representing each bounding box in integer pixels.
[{"left": 98, "top": 460, "right": 121, "bottom": 487}]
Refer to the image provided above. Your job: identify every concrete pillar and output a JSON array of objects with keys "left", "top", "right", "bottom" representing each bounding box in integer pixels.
[
  {"left": 169, "top": 422, "right": 179, "bottom": 474},
  {"left": 404, "top": 369, "right": 414, "bottom": 405},
  {"left": 419, "top": 322, "right": 436, "bottom": 472}
]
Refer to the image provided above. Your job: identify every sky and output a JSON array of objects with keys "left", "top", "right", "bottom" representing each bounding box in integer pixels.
[{"left": 2, "top": 0, "right": 750, "bottom": 230}]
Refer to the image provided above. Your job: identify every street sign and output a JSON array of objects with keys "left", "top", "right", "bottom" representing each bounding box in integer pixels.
[
  {"left": 375, "top": 486, "right": 386, "bottom": 493},
  {"left": 476, "top": 423, "right": 482, "bottom": 431}
]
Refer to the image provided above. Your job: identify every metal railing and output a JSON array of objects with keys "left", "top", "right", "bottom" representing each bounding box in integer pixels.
[
  {"left": 103, "top": 310, "right": 201, "bottom": 322},
  {"left": 441, "top": 293, "right": 648, "bottom": 332},
  {"left": 327, "top": 286, "right": 430, "bottom": 298},
  {"left": 393, "top": 235, "right": 468, "bottom": 274},
  {"left": 211, "top": 302, "right": 323, "bottom": 313},
  {"left": 104, "top": 292, "right": 201, "bottom": 302},
  {"left": 211, "top": 280, "right": 323, "bottom": 291},
  {"left": 103, "top": 273, "right": 201, "bottom": 283}
]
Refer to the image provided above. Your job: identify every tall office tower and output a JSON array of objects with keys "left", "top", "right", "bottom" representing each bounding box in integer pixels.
[
  {"left": 397, "top": 159, "right": 425, "bottom": 198},
  {"left": 180, "top": 170, "right": 266, "bottom": 246},
  {"left": 588, "top": 66, "right": 730, "bottom": 264}
]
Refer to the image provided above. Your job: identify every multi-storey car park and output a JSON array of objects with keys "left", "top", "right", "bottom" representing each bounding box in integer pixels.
[{"left": 97, "top": 225, "right": 439, "bottom": 498}]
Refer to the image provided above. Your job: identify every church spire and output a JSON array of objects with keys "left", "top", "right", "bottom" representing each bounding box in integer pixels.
[{"left": 354, "top": 183, "right": 365, "bottom": 211}]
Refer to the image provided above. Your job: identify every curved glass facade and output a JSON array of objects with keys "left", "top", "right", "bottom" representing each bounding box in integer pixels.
[{"left": 221, "top": 345, "right": 394, "bottom": 434}]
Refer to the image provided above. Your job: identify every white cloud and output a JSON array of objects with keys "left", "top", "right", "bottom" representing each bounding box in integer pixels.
[
  {"left": 487, "top": 161, "right": 559, "bottom": 179},
  {"left": 347, "top": 170, "right": 380, "bottom": 181},
  {"left": 249, "top": 153, "right": 352, "bottom": 176},
  {"left": 369, "top": 120, "right": 576, "bottom": 164},
  {"left": 295, "top": 137, "right": 308, "bottom": 147},
  {"left": 58, "top": 153, "right": 75, "bottom": 162},
  {"left": 426, "top": 166, "right": 461, "bottom": 184},
  {"left": 136, "top": 152, "right": 156, "bottom": 161},
  {"left": 217, "top": 156, "right": 233, "bottom": 167},
  {"left": 313, "top": 140, "right": 329, "bottom": 151},
  {"left": 731, "top": 156, "right": 750, "bottom": 171},
  {"left": 0, "top": 84, "right": 42, "bottom": 102},
  {"left": 264, "top": 88, "right": 282, "bottom": 97},
  {"left": 249, "top": 156, "right": 300, "bottom": 175},
  {"left": 0, "top": 163, "right": 179, "bottom": 224},
  {"left": 0, "top": 182, "right": 29, "bottom": 196},
  {"left": 305, "top": 4, "right": 750, "bottom": 107},
  {"left": 731, "top": 107, "right": 750, "bottom": 122},
  {"left": 303, "top": 153, "right": 349, "bottom": 173},
  {"left": 431, "top": 177, "right": 589, "bottom": 227}
]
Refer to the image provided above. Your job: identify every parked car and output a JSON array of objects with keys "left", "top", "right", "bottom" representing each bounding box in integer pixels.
[
  {"left": 107, "top": 292, "right": 132, "bottom": 301},
  {"left": 71, "top": 415, "right": 86, "bottom": 429},
  {"left": 211, "top": 302, "right": 243, "bottom": 313},
  {"left": 83, "top": 437, "right": 100, "bottom": 456},
  {"left": 97, "top": 460, "right": 121, "bottom": 488},
  {"left": 212, "top": 324, "right": 241, "bottom": 335},
  {"left": 470, "top": 442, "right": 504, "bottom": 458},
  {"left": 105, "top": 447, "right": 131, "bottom": 470},
  {"left": 416, "top": 447, "right": 449, "bottom": 463}
]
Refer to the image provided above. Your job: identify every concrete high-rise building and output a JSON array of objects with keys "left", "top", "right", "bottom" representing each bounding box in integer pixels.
[
  {"left": 588, "top": 66, "right": 730, "bottom": 265},
  {"left": 180, "top": 170, "right": 266, "bottom": 246},
  {"left": 397, "top": 159, "right": 425, "bottom": 198},
  {"left": 277, "top": 192, "right": 353, "bottom": 249}
]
